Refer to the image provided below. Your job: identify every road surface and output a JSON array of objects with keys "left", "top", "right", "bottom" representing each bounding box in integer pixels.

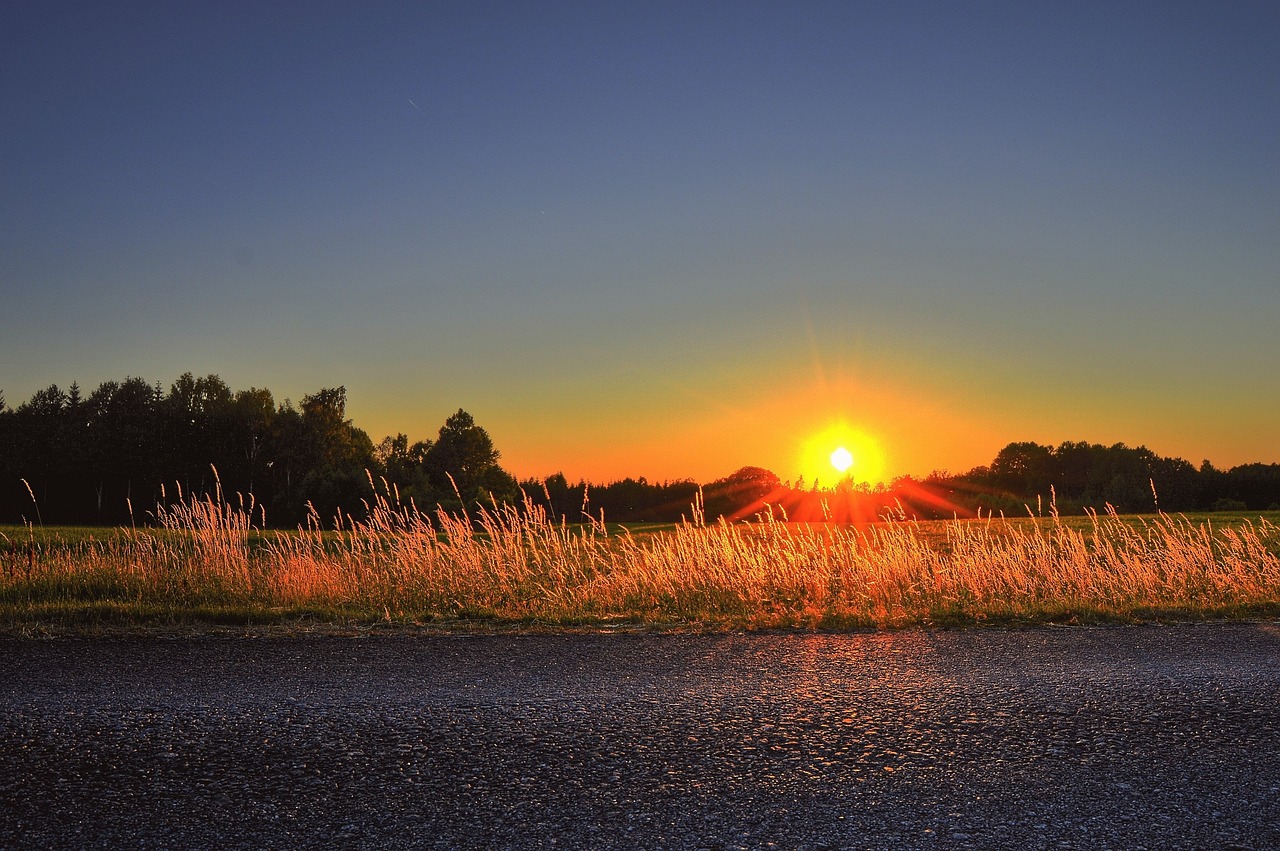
[{"left": 2, "top": 625, "right": 1279, "bottom": 849}]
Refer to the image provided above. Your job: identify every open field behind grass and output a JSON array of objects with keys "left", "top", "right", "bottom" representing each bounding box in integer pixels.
[{"left": 3, "top": 493, "right": 1279, "bottom": 634}]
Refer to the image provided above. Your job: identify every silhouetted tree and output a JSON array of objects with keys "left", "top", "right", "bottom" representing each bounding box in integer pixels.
[
  {"left": 376, "top": 432, "right": 434, "bottom": 508},
  {"left": 1198, "top": 460, "right": 1229, "bottom": 508},
  {"left": 424, "top": 409, "right": 517, "bottom": 510},
  {"left": 990, "top": 442, "right": 1055, "bottom": 498},
  {"left": 527, "top": 472, "right": 587, "bottom": 521},
  {"left": 81, "top": 377, "right": 162, "bottom": 521},
  {"left": 9, "top": 385, "right": 69, "bottom": 517},
  {"left": 157, "top": 373, "right": 237, "bottom": 498},
  {"left": 1225, "top": 464, "right": 1280, "bottom": 510},
  {"left": 294, "top": 387, "right": 376, "bottom": 524},
  {"left": 230, "top": 387, "right": 277, "bottom": 496},
  {"left": 704, "top": 466, "right": 783, "bottom": 519}
]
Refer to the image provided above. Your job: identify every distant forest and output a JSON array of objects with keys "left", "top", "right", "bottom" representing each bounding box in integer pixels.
[{"left": 2, "top": 374, "right": 1278, "bottom": 527}]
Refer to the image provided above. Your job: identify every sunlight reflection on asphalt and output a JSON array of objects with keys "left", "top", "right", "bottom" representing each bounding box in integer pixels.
[{"left": 2, "top": 625, "right": 1279, "bottom": 849}]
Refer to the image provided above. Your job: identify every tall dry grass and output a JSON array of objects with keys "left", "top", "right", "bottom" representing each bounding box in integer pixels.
[{"left": 3, "top": 478, "right": 1279, "bottom": 629}]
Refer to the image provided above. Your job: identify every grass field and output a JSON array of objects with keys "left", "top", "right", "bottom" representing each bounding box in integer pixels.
[{"left": 2, "top": 491, "right": 1279, "bottom": 634}]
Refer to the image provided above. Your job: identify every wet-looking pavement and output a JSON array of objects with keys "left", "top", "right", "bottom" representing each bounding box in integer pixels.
[{"left": 2, "top": 625, "right": 1279, "bottom": 849}]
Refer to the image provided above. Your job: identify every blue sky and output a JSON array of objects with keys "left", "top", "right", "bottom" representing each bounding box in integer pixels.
[{"left": 3, "top": 2, "right": 1278, "bottom": 483}]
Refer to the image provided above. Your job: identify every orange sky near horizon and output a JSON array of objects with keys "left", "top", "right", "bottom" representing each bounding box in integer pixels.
[{"left": 348, "top": 338, "right": 1271, "bottom": 489}]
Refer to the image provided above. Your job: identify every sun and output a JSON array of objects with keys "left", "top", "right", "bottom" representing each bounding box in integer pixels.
[{"left": 798, "top": 424, "right": 886, "bottom": 487}]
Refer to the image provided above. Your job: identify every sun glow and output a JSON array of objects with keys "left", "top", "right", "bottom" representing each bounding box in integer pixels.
[{"left": 799, "top": 424, "right": 886, "bottom": 487}]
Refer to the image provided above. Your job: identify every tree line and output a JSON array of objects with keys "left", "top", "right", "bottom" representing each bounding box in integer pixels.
[
  {"left": 2, "top": 375, "right": 1277, "bottom": 526},
  {"left": 0, "top": 374, "right": 515, "bottom": 527}
]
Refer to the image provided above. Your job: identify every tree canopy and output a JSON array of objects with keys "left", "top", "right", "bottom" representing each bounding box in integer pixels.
[{"left": 0, "top": 375, "right": 514, "bottom": 526}]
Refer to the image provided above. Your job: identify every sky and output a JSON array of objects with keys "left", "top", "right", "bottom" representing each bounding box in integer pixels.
[{"left": 3, "top": 1, "right": 1278, "bottom": 486}]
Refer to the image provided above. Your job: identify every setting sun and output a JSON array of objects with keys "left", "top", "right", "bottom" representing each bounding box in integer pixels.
[{"left": 798, "top": 424, "right": 887, "bottom": 487}]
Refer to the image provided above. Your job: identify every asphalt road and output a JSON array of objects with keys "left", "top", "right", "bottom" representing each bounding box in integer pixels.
[{"left": 2, "top": 625, "right": 1279, "bottom": 850}]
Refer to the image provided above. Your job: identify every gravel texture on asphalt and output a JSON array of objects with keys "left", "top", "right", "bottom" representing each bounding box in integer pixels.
[{"left": 1, "top": 624, "right": 1279, "bottom": 849}]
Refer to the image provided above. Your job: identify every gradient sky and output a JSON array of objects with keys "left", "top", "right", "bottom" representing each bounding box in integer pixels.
[{"left": 3, "top": 2, "right": 1278, "bottom": 485}]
